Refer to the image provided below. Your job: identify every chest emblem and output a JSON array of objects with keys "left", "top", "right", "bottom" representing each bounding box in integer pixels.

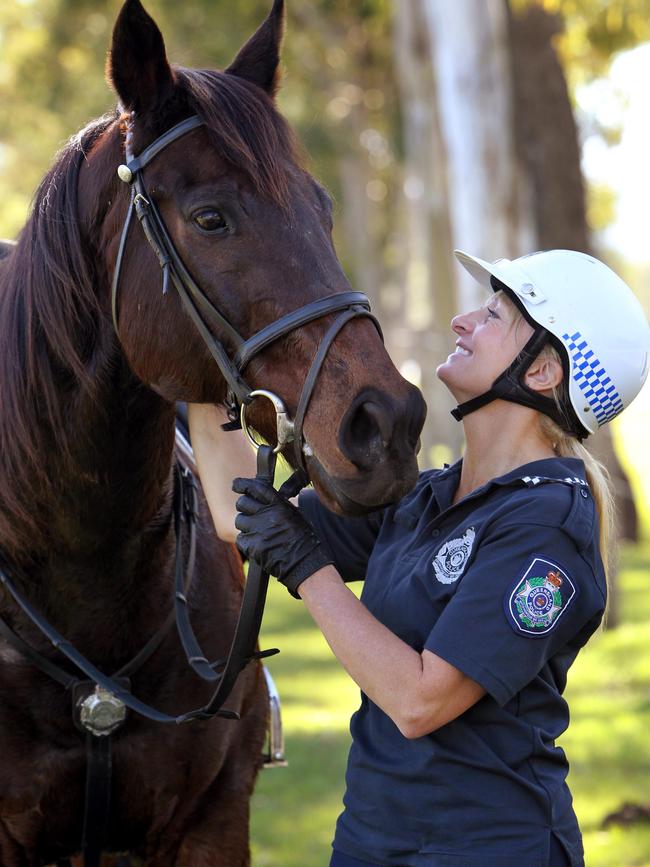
[
  {"left": 506, "top": 557, "right": 576, "bottom": 637},
  {"left": 432, "top": 527, "right": 476, "bottom": 584}
]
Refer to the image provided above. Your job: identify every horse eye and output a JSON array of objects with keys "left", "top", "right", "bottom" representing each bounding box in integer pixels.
[{"left": 193, "top": 209, "right": 229, "bottom": 234}]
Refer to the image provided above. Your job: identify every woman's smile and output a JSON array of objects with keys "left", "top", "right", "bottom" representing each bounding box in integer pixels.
[{"left": 451, "top": 341, "right": 472, "bottom": 357}]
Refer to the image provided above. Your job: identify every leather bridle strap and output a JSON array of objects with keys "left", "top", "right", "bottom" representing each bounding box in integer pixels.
[
  {"left": 0, "top": 447, "right": 280, "bottom": 725},
  {"left": 176, "top": 444, "right": 279, "bottom": 722},
  {"left": 0, "top": 549, "right": 238, "bottom": 725},
  {"left": 111, "top": 114, "right": 383, "bottom": 467},
  {"left": 0, "top": 463, "right": 194, "bottom": 694},
  {"left": 291, "top": 305, "right": 379, "bottom": 468},
  {"left": 232, "top": 293, "right": 382, "bottom": 372}
]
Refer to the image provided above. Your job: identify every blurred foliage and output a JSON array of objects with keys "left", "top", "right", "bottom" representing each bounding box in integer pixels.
[
  {"left": 253, "top": 545, "right": 650, "bottom": 865},
  {"left": 587, "top": 181, "right": 617, "bottom": 232},
  {"left": 512, "top": 0, "right": 650, "bottom": 85},
  {"left": 0, "top": 0, "right": 395, "bottom": 269},
  {"left": 2, "top": 1, "right": 649, "bottom": 250},
  {"left": 511, "top": 0, "right": 650, "bottom": 237}
]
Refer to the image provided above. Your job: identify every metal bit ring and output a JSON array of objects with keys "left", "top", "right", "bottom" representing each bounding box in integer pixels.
[{"left": 240, "top": 390, "right": 295, "bottom": 454}]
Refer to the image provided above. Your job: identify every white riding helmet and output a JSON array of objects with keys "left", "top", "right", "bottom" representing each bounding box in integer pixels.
[{"left": 453, "top": 248, "right": 650, "bottom": 436}]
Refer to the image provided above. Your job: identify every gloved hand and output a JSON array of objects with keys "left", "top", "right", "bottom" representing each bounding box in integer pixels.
[{"left": 233, "top": 477, "right": 334, "bottom": 598}]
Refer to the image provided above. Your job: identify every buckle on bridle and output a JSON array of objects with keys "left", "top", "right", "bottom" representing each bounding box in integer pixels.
[{"left": 240, "top": 389, "right": 295, "bottom": 454}]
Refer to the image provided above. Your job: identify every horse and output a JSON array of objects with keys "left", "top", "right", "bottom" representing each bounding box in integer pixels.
[{"left": 0, "top": 0, "right": 426, "bottom": 864}]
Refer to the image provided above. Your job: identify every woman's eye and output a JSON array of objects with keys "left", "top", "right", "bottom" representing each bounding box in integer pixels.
[
  {"left": 487, "top": 307, "right": 499, "bottom": 319},
  {"left": 193, "top": 209, "right": 229, "bottom": 234}
]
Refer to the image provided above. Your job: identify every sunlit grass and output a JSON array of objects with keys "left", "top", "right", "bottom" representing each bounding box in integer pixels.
[
  {"left": 251, "top": 545, "right": 650, "bottom": 867},
  {"left": 251, "top": 582, "right": 357, "bottom": 866}
]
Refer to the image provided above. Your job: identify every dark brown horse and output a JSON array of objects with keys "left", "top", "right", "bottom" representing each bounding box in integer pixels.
[{"left": 0, "top": 1, "right": 425, "bottom": 864}]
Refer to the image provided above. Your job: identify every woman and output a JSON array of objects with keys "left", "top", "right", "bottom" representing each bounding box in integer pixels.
[{"left": 189, "top": 249, "right": 650, "bottom": 867}]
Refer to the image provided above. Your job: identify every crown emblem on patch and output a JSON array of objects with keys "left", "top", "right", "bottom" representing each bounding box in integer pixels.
[{"left": 546, "top": 570, "right": 563, "bottom": 588}]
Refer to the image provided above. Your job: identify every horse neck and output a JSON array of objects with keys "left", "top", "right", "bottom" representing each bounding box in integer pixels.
[{"left": 0, "top": 232, "right": 177, "bottom": 605}]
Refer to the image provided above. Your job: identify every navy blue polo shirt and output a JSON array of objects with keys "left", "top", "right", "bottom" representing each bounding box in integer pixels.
[{"left": 299, "top": 457, "right": 605, "bottom": 867}]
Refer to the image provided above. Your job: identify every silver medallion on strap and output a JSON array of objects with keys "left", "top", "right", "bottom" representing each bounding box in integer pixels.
[{"left": 79, "top": 685, "right": 127, "bottom": 736}]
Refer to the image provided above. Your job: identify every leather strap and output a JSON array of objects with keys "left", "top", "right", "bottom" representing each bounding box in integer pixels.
[
  {"left": 0, "top": 615, "right": 78, "bottom": 689},
  {"left": 451, "top": 327, "right": 584, "bottom": 438},
  {"left": 176, "top": 444, "right": 279, "bottom": 722},
  {"left": 81, "top": 734, "right": 113, "bottom": 867},
  {"left": 125, "top": 116, "right": 204, "bottom": 173},
  {"left": 291, "top": 305, "right": 381, "bottom": 468},
  {"left": 232, "top": 292, "right": 377, "bottom": 371},
  {"left": 0, "top": 447, "right": 279, "bottom": 725},
  {"left": 111, "top": 113, "right": 384, "bottom": 450}
]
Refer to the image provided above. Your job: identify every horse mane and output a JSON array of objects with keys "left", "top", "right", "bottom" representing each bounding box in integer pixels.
[{"left": 0, "top": 115, "right": 118, "bottom": 551}]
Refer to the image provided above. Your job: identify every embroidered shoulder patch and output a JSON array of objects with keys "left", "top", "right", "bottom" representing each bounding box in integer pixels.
[
  {"left": 505, "top": 557, "right": 577, "bottom": 637},
  {"left": 432, "top": 527, "right": 476, "bottom": 584}
]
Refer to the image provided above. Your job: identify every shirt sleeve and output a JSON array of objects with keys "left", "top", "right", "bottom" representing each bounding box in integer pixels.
[
  {"left": 298, "top": 489, "right": 386, "bottom": 582},
  {"left": 424, "top": 519, "right": 605, "bottom": 706}
]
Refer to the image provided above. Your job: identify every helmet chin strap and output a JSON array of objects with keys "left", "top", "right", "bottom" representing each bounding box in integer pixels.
[{"left": 451, "top": 327, "right": 587, "bottom": 440}]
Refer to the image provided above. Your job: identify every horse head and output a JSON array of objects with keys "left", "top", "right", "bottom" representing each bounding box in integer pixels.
[{"left": 87, "top": 0, "right": 426, "bottom": 515}]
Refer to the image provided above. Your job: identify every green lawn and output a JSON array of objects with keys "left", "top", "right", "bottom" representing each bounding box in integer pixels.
[{"left": 250, "top": 544, "right": 650, "bottom": 867}]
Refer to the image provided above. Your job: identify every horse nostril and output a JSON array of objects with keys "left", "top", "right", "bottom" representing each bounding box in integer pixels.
[
  {"left": 339, "top": 397, "right": 395, "bottom": 469},
  {"left": 359, "top": 401, "right": 393, "bottom": 446},
  {"left": 338, "top": 387, "right": 427, "bottom": 471}
]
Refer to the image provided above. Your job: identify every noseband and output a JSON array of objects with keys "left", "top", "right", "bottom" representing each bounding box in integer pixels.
[{"left": 111, "top": 114, "right": 382, "bottom": 468}]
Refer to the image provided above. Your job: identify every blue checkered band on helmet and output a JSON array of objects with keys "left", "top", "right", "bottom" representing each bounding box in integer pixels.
[{"left": 563, "top": 331, "right": 624, "bottom": 425}]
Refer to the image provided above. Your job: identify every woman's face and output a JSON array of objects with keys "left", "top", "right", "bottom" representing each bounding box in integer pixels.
[{"left": 436, "top": 292, "right": 534, "bottom": 402}]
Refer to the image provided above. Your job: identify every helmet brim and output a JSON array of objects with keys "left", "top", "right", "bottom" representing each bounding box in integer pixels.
[{"left": 454, "top": 250, "right": 534, "bottom": 298}]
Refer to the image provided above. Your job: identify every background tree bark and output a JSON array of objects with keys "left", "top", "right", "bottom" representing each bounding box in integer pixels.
[{"left": 393, "top": 0, "right": 537, "bottom": 464}]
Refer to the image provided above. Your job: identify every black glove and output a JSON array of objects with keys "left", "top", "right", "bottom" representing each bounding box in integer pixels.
[{"left": 233, "top": 477, "right": 334, "bottom": 598}]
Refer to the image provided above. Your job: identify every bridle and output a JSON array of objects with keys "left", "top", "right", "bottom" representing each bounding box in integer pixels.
[
  {"left": 111, "top": 113, "right": 383, "bottom": 468},
  {"left": 0, "top": 113, "right": 385, "bottom": 867}
]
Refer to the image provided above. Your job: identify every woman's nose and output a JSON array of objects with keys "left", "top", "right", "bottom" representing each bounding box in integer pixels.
[{"left": 451, "top": 311, "right": 474, "bottom": 335}]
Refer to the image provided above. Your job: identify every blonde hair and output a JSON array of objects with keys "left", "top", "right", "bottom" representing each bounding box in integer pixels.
[
  {"left": 537, "top": 346, "right": 616, "bottom": 590},
  {"left": 501, "top": 292, "right": 616, "bottom": 589}
]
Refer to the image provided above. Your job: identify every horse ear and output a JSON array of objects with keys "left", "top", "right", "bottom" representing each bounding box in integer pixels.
[
  {"left": 225, "top": 0, "right": 285, "bottom": 97},
  {"left": 107, "top": 0, "right": 175, "bottom": 115}
]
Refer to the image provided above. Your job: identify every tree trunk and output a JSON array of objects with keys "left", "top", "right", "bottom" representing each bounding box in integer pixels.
[
  {"left": 391, "top": 0, "right": 460, "bottom": 462},
  {"left": 392, "top": 0, "right": 536, "bottom": 463}
]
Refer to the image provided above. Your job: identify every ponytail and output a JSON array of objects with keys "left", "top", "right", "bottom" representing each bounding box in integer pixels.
[
  {"left": 539, "top": 414, "right": 616, "bottom": 587},
  {"left": 537, "top": 341, "right": 616, "bottom": 608}
]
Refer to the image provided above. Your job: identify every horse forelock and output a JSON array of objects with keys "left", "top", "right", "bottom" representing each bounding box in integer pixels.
[{"left": 174, "top": 67, "right": 304, "bottom": 209}]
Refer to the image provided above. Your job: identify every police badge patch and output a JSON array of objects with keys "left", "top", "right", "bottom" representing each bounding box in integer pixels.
[
  {"left": 505, "top": 557, "right": 577, "bottom": 637},
  {"left": 432, "top": 527, "right": 476, "bottom": 584}
]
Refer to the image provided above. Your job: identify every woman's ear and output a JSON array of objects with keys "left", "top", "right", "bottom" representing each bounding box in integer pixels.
[{"left": 524, "top": 355, "right": 564, "bottom": 394}]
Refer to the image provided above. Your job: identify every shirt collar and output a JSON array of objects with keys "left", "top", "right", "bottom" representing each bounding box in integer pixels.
[{"left": 429, "top": 456, "right": 588, "bottom": 512}]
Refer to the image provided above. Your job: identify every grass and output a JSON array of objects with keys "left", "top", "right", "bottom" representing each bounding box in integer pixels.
[{"left": 250, "top": 544, "right": 650, "bottom": 867}]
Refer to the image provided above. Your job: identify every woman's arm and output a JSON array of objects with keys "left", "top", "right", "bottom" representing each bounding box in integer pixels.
[
  {"left": 298, "top": 567, "right": 486, "bottom": 738},
  {"left": 193, "top": 408, "right": 484, "bottom": 736},
  {"left": 188, "top": 404, "right": 256, "bottom": 542}
]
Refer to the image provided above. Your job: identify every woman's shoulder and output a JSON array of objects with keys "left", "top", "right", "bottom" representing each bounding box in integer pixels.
[{"left": 487, "top": 462, "right": 597, "bottom": 553}]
